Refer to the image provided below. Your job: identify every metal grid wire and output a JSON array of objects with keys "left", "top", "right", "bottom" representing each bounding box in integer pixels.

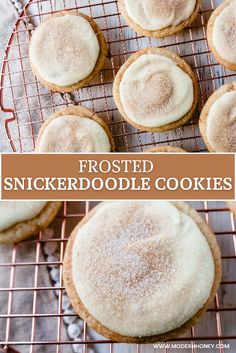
[
  {"left": 0, "top": 201, "right": 236, "bottom": 353},
  {"left": 1, "top": 0, "right": 236, "bottom": 152}
]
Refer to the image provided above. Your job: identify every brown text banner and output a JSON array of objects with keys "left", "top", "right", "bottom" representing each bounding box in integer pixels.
[{"left": 1, "top": 154, "right": 235, "bottom": 200}]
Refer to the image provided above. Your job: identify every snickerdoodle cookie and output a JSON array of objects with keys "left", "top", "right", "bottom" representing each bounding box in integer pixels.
[
  {"left": 63, "top": 201, "right": 221, "bottom": 343},
  {"left": 113, "top": 48, "right": 198, "bottom": 132},
  {"left": 118, "top": 0, "right": 201, "bottom": 38},
  {"left": 29, "top": 11, "right": 107, "bottom": 92},
  {"left": 199, "top": 82, "right": 236, "bottom": 152},
  {"left": 35, "top": 106, "right": 114, "bottom": 153},
  {"left": 207, "top": 0, "right": 236, "bottom": 71},
  {"left": 0, "top": 201, "right": 61, "bottom": 244}
]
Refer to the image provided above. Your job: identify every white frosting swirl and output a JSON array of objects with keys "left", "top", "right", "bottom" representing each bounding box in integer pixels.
[
  {"left": 206, "top": 91, "right": 236, "bottom": 152},
  {"left": 119, "top": 54, "right": 194, "bottom": 128},
  {"left": 212, "top": 1, "right": 236, "bottom": 65},
  {"left": 72, "top": 201, "right": 214, "bottom": 337},
  {"left": 0, "top": 202, "right": 47, "bottom": 232},
  {"left": 123, "top": 0, "right": 196, "bottom": 30},
  {"left": 29, "top": 13, "right": 100, "bottom": 86},
  {"left": 37, "top": 115, "right": 111, "bottom": 153}
]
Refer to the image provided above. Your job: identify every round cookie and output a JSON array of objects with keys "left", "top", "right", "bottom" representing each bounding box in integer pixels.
[
  {"left": 0, "top": 201, "right": 61, "bottom": 244},
  {"left": 63, "top": 201, "right": 221, "bottom": 343},
  {"left": 118, "top": 0, "right": 201, "bottom": 38},
  {"left": 207, "top": 0, "right": 236, "bottom": 71},
  {"left": 199, "top": 82, "right": 236, "bottom": 152},
  {"left": 29, "top": 11, "right": 107, "bottom": 92},
  {"left": 145, "top": 145, "right": 187, "bottom": 153},
  {"left": 113, "top": 47, "right": 198, "bottom": 132},
  {"left": 35, "top": 106, "right": 114, "bottom": 153}
]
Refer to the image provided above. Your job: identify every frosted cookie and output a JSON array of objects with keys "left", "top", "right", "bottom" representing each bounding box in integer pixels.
[
  {"left": 199, "top": 82, "right": 236, "bottom": 152},
  {"left": 118, "top": 0, "right": 201, "bottom": 38},
  {"left": 35, "top": 106, "right": 114, "bottom": 153},
  {"left": 0, "top": 201, "right": 61, "bottom": 244},
  {"left": 207, "top": 0, "right": 236, "bottom": 71},
  {"left": 113, "top": 48, "right": 198, "bottom": 132},
  {"left": 63, "top": 201, "right": 221, "bottom": 343},
  {"left": 29, "top": 11, "right": 107, "bottom": 92},
  {"left": 145, "top": 146, "right": 186, "bottom": 153}
]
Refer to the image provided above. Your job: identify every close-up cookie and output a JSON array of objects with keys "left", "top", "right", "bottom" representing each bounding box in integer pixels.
[
  {"left": 113, "top": 48, "right": 198, "bottom": 132},
  {"left": 0, "top": 201, "right": 61, "bottom": 244},
  {"left": 29, "top": 11, "right": 107, "bottom": 92},
  {"left": 207, "top": 0, "right": 236, "bottom": 71},
  {"left": 63, "top": 201, "right": 221, "bottom": 343},
  {"left": 35, "top": 106, "right": 114, "bottom": 153},
  {"left": 199, "top": 82, "right": 236, "bottom": 152},
  {"left": 145, "top": 145, "right": 187, "bottom": 153},
  {"left": 118, "top": 0, "right": 201, "bottom": 38}
]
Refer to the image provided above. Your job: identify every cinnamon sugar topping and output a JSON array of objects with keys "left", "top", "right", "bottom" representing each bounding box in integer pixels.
[
  {"left": 206, "top": 91, "right": 236, "bottom": 152},
  {"left": 37, "top": 115, "right": 111, "bottom": 153},
  {"left": 119, "top": 53, "right": 194, "bottom": 128},
  {"left": 123, "top": 0, "right": 196, "bottom": 31},
  {"left": 72, "top": 202, "right": 214, "bottom": 337},
  {"left": 29, "top": 13, "right": 100, "bottom": 86},
  {"left": 212, "top": 1, "right": 236, "bottom": 65}
]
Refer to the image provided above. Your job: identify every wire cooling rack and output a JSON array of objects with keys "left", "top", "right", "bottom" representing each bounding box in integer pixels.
[
  {"left": 0, "top": 201, "right": 236, "bottom": 353},
  {"left": 1, "top": 0, "right": 236, "bottom": 152}
]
